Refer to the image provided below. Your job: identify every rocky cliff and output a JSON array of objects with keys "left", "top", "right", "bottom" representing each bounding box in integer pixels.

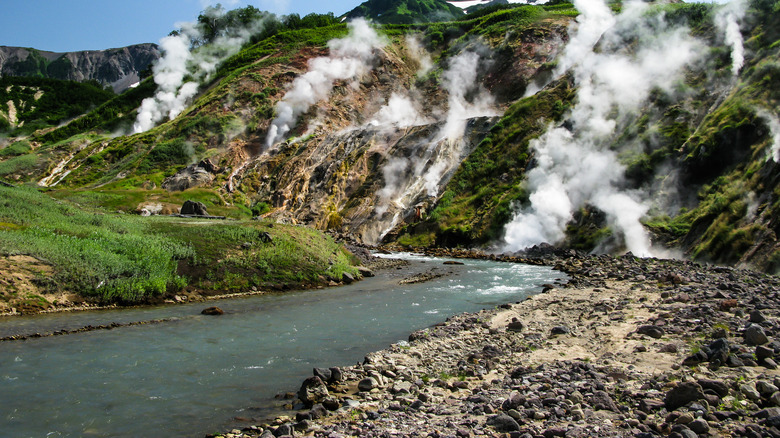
[{"left": 0, "top": 44, "right": 160, "bottom": 92}]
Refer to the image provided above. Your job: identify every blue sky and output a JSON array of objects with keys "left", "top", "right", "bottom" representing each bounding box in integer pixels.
[{"left": 0, "top": 0, "right": 361, "bottom": 52}]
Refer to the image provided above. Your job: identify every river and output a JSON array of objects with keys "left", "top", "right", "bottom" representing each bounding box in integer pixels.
[{"left": 0, "top": 253, "right": 562, "bottom": 437}]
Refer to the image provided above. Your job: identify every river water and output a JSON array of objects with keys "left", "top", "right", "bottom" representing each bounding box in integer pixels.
[{"left": 0, "top": 253, "right": 562, "bottom": 437}]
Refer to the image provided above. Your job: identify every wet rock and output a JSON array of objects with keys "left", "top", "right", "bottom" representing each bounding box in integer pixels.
[
  {"left": 273, "top": 424, "right": 294, "bottom": 437},
  {"left": 745, "top": 324, "right": 769, "bottom": 346},
  {"left": 487, "top": 413, "right": 521, "bottom": 432},
  {"left": 201, "top": 306, "right": 224, "bottom": 315},
  {"left": 665, "top": 382, "right": 706, "bottom": 411},
  {"left": 298, "top": 376, "right": 329, "bottom": 408},
  {"left": 313, "top": 367, "right": 332, "bottom": 382},
  {"left": 342, "top": 273, "right": 356, "bottom": 284},
  {"left": 637, "top": 325, "right": 664, "bottom": 339}
]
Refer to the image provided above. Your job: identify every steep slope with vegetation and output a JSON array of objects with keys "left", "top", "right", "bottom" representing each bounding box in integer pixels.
[
  {"left": 344, "top": 0, "right": 465, "bottom": 23},
  {"left": 0, "top": 0, "right": 777, "bottom": 279}
]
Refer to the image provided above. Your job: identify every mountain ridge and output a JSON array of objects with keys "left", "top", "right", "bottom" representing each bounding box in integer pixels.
[{"left": 0, "top": 43, "right": 160, "bottom": 92}]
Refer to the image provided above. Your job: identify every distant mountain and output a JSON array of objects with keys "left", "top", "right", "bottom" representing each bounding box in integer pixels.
[
  {"left": 0, "top": 44, "right": 160, "bottom": 92},
  {"left": 344, "top": 0, "right": 465, "bottom": 24}
]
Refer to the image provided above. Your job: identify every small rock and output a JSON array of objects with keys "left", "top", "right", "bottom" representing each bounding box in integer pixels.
[
  {"left": 740, "top": 383, "right": 762, "bottom": 401},
  {"left": 637, "top": 325, "right": 664, "bottom": 339},
  {"left": 487, "top": 413, "right": 521, "bottom": 432},
  {"left": 698, "top": 379, "right": 729, "bottom": 398},
  {"left": 201, "top": 306, "right": 224, "bottom": 315},
  {"left": 590, "top": 390, "right": 619, "bottom": 412},
  {"left": 674, "top": 412, "right": 694, "bottom": 424},
  {"left": 749, "top": 310, "right": 767, "bottom": 323},
  {"left": 298, "top": 376, "right": 329, "bottom": 407},
  {"left": 181, "top": 200, "right": 209, "bottom": 216},
  {"left": 688, "top": 418, "right": 710, "bottom": 434},
  {"left": 771, "top": 392, "right": 780, "bottom": 407},
  {"left": 507, "top": 321, "right": 524, "bottom": 332},
  {"left": 756, "top": 345, "right": 774, "bottom": 361},
  {"left": 757, "top": 380, "right": 779, "bottom": 396},
  {"left": 665, "top": 382, "right": 706, "bottom": 411},
  {"left": 358, "top": 377, "right": 378, "bottom": 392},
  {"left": 745, "top": 324, "right": 769, "bottom": 346},
  {"left": 342, "top": 272, "right": 356, "bottom": 284},
  {"left": 551, "top": 325, "right": 570, "bottom": 335}
]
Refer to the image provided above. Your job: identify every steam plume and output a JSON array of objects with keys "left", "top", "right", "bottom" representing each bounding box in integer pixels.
[
  {"left": 503, "top": 0, "right": 703, "bottom": 256},
  {"left": 375, "top": 48, "right": 497, "bottom": 224},
  {"left": 714, "top": 0, "right": 747, "bottom": 76},
  {"left": 758, "top": 109, "right": 780, "bottom": 162},
  {"left": 369, "top": 93, "right": 429, "bottom": 128},
  {"left": 134, "top": 9, "right": 269, "bottom": 133},
  {"left": 265, "top": 19, "right": 386, "bottom": 149}
]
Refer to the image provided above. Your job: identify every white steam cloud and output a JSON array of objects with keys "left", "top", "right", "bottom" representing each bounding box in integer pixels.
[
  {"left": 503, "top": 0, "right": 703, "bottom": 256},
  {"left": 374, "top": 48, "right": 497, "bottom": 226},
  {"left": 405, "top": 35, "right": 433, "bottom": 77},
  {"left": 265, "top": 19, "right": 387, "bottom": 149},
  {"left": 440, "top": 50, "right": 497, "bottom": 142},
  {"left": 369, "top": 93, "right": 429, "bottom": 128},
  {"left": 714, "top": 0, "right": 747, "bottom": 76},
  {"left": 134, "top": 10, "right": 270, "bottom": 134},
  {"left": 758, "top": 109, "right": 780, "bottom": 162}
]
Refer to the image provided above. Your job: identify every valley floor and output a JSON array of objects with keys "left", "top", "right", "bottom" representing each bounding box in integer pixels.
[{"left": 214, "top": 252, "right": 780, "bottom": 438}]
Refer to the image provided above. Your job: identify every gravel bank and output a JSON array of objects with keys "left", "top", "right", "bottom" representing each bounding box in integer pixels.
[{"left": 212, "top": 252, "right": 780, "bottom": 438}]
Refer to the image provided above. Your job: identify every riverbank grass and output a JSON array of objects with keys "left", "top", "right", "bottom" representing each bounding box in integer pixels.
[{"left": 0, "top": 186, "right": 359, "bottom": 309}]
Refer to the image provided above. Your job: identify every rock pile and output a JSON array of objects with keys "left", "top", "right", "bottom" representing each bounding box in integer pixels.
[{"left": 211, "top": 254, "right": 780, "bottom": 438}]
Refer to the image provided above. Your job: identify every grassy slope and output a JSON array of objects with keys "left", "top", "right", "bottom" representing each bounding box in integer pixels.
[
  {"left": 0, "top": 185, "right": 359, "bottom": 311},
  {"left": 0, "top": 76, "right": 115, "bottom": 136}
]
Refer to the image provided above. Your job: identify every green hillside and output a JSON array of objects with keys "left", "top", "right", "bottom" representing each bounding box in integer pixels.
[
  {"left": 345, "top": 0, "right": 465, "bottom": 23},
  {"left": 0, "top": 76, "right": 115, "bottom": 136},
  {"left": 0, "top": 0, "right": 778, "bottom": 297}
]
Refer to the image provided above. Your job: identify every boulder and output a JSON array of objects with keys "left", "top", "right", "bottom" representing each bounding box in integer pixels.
[
  {"left": 201, "top": 306, "right": 224, "bottom": 315},
  {"left": 745, "top": 324, "right": 769, "bottom": 346},
  {"left": 181, "top": 200, "right": 209, "bottom": 216},
  {"left": 358, "top": 377, "right": 378, "bottom": 392},
  {"left": 487, "top": 413, "right": 521, "bottom": 432},
  {"left": 665, "top": 382, "right": 706, "bottom": 410},
  {"left": 637, "top": 325, "right": 664, "bottom": 339},
  {"left": 298, "top": 376, "right": 329, "bottom": 407}
]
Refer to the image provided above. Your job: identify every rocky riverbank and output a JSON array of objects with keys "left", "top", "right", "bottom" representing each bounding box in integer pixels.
[{"left": 212, "top": 251, "right": 780, "bottom": 438}]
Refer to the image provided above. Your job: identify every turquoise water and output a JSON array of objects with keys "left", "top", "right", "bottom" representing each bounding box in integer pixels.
[{"left": 0, "top": 254, "right": 562, "bottom": 437}]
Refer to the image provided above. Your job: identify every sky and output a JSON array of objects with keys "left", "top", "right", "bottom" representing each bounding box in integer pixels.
[{"left": 0, "top": 0, "right": 362, "bottom": 53}]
